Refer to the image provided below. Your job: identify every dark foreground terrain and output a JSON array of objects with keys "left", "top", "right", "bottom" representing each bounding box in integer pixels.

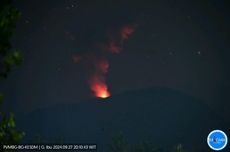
[{"left": 17, "top": 88, "right": 229, "bottom": 151}]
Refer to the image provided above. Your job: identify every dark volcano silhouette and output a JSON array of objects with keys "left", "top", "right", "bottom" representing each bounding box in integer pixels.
[{"left": 17, "top": 87, "right": 229, "bottom": 151}]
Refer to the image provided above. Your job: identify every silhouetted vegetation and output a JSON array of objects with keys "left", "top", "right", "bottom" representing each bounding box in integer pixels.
[
  {"left": 0, "top": 0, "right": 24, "bottom": 146},
  {"left": 0, "top": 0, "right": 22, "bottom": 79},
  {"left": 0, "top": 100, "right": 24, "bottom": 144}
]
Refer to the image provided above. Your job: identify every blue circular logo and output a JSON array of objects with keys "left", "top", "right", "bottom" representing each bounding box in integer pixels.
[{"left": 207, "top": 130, "right": 228, "bottom": 151}]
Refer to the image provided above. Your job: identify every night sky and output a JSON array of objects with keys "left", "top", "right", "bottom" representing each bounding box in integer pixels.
[
  {"left": 1, "top": 0, "right": 230, "bottom": 127},
  {"left": 1, "top": 0, "right": 230, "bottom": 151}
]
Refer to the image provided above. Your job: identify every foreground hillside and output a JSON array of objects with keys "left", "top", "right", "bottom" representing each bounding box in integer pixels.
[{"left": 17, "top": 88, "right": 229, "bottom": 151}]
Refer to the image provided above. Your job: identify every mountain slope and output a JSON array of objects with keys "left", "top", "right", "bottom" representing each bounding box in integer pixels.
[{"left": 17, "top": 88, "right": 229, "bottom": 151}]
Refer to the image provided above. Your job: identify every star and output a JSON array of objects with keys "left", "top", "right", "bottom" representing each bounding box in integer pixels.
[{"left": 197, "top": 51, "right": 201, "bottom": 55}]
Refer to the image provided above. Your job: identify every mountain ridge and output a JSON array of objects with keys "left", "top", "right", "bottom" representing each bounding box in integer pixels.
[{"left": 17, "top": 87, "right": 229, "bottom": 151}]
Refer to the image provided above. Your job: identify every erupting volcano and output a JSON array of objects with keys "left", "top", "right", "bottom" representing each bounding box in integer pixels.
[
  {"left": 73, "top": 23, "right": 136, "bottom": 99},
  {"left": 89, "top": 58, "right": 111, "bottom": 98},
  {"left": 91, "top": 82, "right": 110, "bottom": 98}
]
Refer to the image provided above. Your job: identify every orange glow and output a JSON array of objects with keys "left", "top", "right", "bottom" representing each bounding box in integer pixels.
[
  {"left": 97, "top": 89, "right": 110, "bottom": 98},
  {"left": 108, "top": 40, "right": 123, "bottom": 54},
  {"left": 96, "top": 59, "right": 109, "bottom": 73},
  {"left": 73, "top": 23, "right": 136, "bottom": 99},
  {"left": 120, "top": 24, "right": 136, "bottom": 42},
  {"left": 90, "top": 81, "right": 110, "bottom": 98}
]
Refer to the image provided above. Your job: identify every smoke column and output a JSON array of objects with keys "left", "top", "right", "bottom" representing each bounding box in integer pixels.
[
  {"left": 73, "top": 24, "right": 136, "bottom": 98},
  {"left": 89, "top": 57, "right": 110, "bottom": 98}
]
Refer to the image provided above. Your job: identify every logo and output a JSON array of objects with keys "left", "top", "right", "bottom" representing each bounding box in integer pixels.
[{"left": 207, "top": 130, "right": 228, "bottom": 151}]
